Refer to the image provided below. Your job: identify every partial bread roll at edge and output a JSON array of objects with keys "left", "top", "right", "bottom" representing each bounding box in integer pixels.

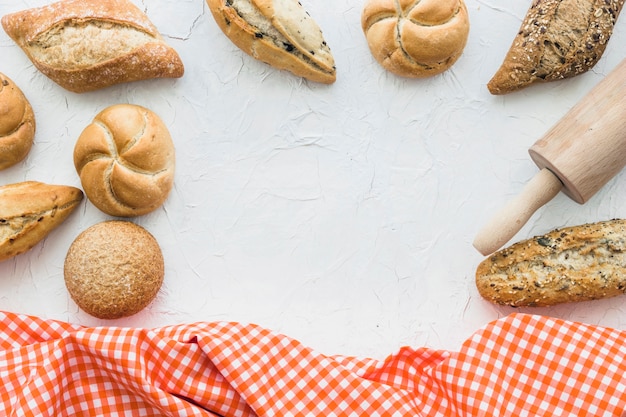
[
  {"left": 487, "top": 0, "right": 625, "bottom": 95},
  {"left": 206, "top": 0, "right": 336, "bottom": 84},
  {"left": 1, "top": 0, "right": 184, "bottom": 93},
  {"left": 0, "top": 72, "right": 35, "bottom": 170},
  {"left": 476, "top": 219, "right": 626, "bottom": 307},
  {"left": 0, "top": 181, "right": 83, "bottom": 262}
]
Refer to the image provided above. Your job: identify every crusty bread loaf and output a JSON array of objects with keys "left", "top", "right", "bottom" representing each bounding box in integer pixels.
[
  {"left": 1, "top": 0, "right": 184, "bottom": 93},
  {"left": 488, "top": 0, "right": 625, "bottom": 95},
  {"left": 0, "top": 181, "right": 83, "bottom": 262},
  {"left": 73, "top": 104, "right": 175, "bottom": 217},
  {"left": 476, "top": 219, "right": 626, "bottom": 307},
  {"left": 0, "top": 72, "right": 35, "bottom": 170},
  {"left": 64, "top": 220, "right": 164, "bottom": 319},
  {"left": 361, "top": 0, "right": 470, "bottom": 78},
  {"left": 206, "top": 0, "right": 336, "bottom": 84}
]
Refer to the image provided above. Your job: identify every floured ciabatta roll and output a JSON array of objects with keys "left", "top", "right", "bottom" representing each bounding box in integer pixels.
[
  {"left": 1, "top": 0, "right": 184, "bottom": 93},
  {"left": 73, "top": 104, "right": 175, "bottom": 217},
  {"left": 361, "top": 0, "right": 470, "bottom": 77},
  {"left": 206, "top": 0, "right": 336, "bottom": 83},
  {"left": 0, "top": 72, "right": 35, "bottom": 170}
]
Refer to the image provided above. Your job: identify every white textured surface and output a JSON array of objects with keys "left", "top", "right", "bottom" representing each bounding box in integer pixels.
[{"left": 0, "top": 0, "right": 625, "bottom": 358}]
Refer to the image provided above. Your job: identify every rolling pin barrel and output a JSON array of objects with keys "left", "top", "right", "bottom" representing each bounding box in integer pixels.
[
  {"left": 474, "top": 58, "right": 626, "bottom": 256},
  {"left": 529, "top": 58, "right": 626, "bottom": 204}
]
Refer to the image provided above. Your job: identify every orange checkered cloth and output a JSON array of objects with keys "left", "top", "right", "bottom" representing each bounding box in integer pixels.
[{"left": 1, "top": 311, "right": 625, "bottom": 416}]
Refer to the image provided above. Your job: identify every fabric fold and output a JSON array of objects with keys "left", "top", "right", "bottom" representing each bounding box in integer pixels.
[{"left": 1, "top": 311, "right": 626, "bottom": 416}]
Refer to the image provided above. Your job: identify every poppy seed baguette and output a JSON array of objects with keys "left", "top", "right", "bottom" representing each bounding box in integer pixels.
[
  {"left": 206, "top": 0, "right": 336, "bottom": 83},
  {"left": 476, "top": 219, "right": 626, "bottom": 307}
]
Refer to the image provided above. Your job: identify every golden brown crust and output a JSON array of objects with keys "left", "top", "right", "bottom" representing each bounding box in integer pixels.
[
  {"left": 487, "top": 0, "right": 625, "bottom": 95},
  {"left": 64, "top": 220, "right": 164, "bottom": 319},
  {"left": 0, "top": 181, "right": 83, "bottom": 262},
  {"left": 0, "top": 72, "right": 35, "bottom": 170},
  {"left": 73, "top": 104, "right": 175, "bottom": 217},
  {"left": 1, "top": 0, "right": 184, "bottom": 93},
  {"left": 206, "top": 0, "right": 336, "bottom": 84},
  {"left": 361, "top": 0, "right": 470, "bottom": 78},
  {"left": 476, "top": 219, "right": 626, "bottom": 307}
]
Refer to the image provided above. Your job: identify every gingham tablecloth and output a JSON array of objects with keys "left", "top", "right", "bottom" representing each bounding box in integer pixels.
[{"left": 1, "top": 311, "right": 625, "bottom": 416}]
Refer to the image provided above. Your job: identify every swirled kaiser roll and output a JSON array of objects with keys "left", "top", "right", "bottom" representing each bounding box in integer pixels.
[
  {"left": 1, "top": 0, "right": 184, "bottom": 93},
  {"left": 361, "top": 0, "right": 470, "bottom": 78},
  {"left": 74, "top": 104, "right": 175, "bottom": 217},
  {"left": 0, "top": 72, "right": 35, "bottom": 170}
]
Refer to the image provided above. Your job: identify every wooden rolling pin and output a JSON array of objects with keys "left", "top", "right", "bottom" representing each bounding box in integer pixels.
[{"left": 474, "top": 58, "right": 626, "bottom": 256}]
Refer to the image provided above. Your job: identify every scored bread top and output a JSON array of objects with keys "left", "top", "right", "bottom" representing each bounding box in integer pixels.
[
  {"left": 1, "top": 0, "right": 184, "bottom": 92},
  {"left": 476, "top": 219, "right": 626, "bottom": 307},
  {"left": 487, "top": 0, "right": 625, "bottom": 94},
  {"left": 207, "top": 0, "right": 336, "bottom": 83}
]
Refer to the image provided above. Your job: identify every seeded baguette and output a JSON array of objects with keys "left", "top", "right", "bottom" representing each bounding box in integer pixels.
[
  {"left": 476, "top": 219, "right": 626, "bottom": 307},
  {"left": 0, "top": 181, "right": 83, "bottom": 262},
  {"left": 1, "top": 0, "right": 184, "bottom": 93},
  {"left": 206, "top": 0, "right": 336, "bottom": 83},
  {"left": 487, "top": 0, "right": 625, "bottom": 95}
]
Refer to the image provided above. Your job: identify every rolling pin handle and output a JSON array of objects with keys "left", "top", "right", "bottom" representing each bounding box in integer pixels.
[{"left": 473, "top": 168, "right": 563, "bottom": 256}]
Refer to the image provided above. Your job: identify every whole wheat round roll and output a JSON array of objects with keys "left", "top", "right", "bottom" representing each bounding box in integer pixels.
[
  {"left": 74, "top": 104, "right": 175, "bottom": 217},
  {"left": 0, "top": 72, "right": 35, "bottom": 170},
  {"left": 64, "top": 220, "right": 164, "bottom": 319},
  {"left": 361, "top": 0, "right": 470, "bottom": 78}
]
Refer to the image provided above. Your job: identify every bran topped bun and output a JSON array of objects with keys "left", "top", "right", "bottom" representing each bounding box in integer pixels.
[
  {"left": 73, "top": 104, "right": 175, "bottom": 217},
  {"left": 361, "top": 0, "right": 470, "bottom": 78},
  {"left": 0, "top": 72, "right": 35, "bottom": 170},
  {"left": 1, "top": 0, "right": 184, "bottom": 93},
  {"left": 206, "top": 0, "right": 336, "bottom": 83},
  {"left": 64, "top": 220, "right": 164, "bottom": 319}
]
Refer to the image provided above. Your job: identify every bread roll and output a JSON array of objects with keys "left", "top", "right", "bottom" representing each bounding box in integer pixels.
[
  {"left": 1, "top": 0, "right": 184, "bottom": 93},
  {"left": 74, "top": 104, "right": 175, "bottom": 217},
  {"left": 476, "top": 219, "right": 626, "bottom": 307},
  {"left": 0, "top": 72, "right": 35, "bottom": 170},
  {"left": 206, "top": 0, "right": 336, "bottom": 84},
  {"left": 0, "top": 181, "right": 83, "bottom": 262},
  {"left": 361, "top": 0, "right": 470, "bottom": 78},
  {"left": 64, "top": 220, "right": 164, "bottom": 319},
  {"left": 488, "top": 0, "right": 625, "bottom": 95}
]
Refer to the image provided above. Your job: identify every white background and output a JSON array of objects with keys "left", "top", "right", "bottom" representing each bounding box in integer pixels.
[{"left": 0, "top": 0, "right": 625, "bottom": 358}]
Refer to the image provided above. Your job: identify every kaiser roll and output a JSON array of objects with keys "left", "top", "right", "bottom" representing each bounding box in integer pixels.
[
  {"left": 361, "top": 0, "right": 470, "bottom": 78},
  {"left": 73, "top": 104, "right": 175, "bottom": 217}
]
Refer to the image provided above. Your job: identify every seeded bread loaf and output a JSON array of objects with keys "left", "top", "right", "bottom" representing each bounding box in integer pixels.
[
  {"left": 0, "top": 72, "right": 35, "bottom": 170},
  {"left": 1, "top": 0, "right": 184, "bottom": 93},
  {"left": 206, "top": 0, "right": 336, "bottom": 83},
  {"left": 361, "top": 0, "right": 470, "bottom": 78},
  {"left": 0, "top": 181, "right": 83, "bottom": 262},
  {"left": 476, "top": 219, "right": 626, "bottom": 307},
  {"left": 488, "top": 0, "right": 625, "bottom": 94}
]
